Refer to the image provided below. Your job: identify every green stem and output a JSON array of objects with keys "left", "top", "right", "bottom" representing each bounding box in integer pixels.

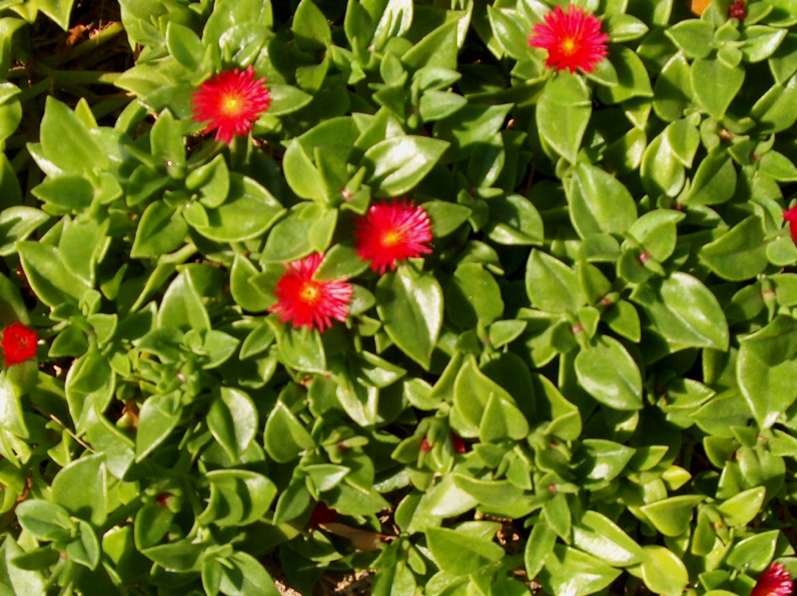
[{"left": 35, "top": 63, "right": 122, "bottom": 85}]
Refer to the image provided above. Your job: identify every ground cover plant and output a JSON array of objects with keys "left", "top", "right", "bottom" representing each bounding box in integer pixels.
[{"left": 0, "top": 0, "right": 796, "bottom": 595}]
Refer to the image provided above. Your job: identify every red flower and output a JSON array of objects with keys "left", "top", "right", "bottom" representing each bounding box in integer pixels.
[
  {"left": 750, "top": 564, "right": 793, "bottom": 596},
  {"left": 450, "top": 432, "right": 467, "bottom": 454},
  {"left": 528, "top": 5, "right": 610, "bottom": 74},
  {"left": 1, "top": 323, "right": 37, "bottom": 367},
  {"left": 268, "top": 254, "right": 352, "bottom": 333},
  {"left": 420, "top": 438, "right": 431, "bottom": 452},
  {"left": 729, "top": 0, "right": 746, "bottom": 18},
  {"left": 354, "top": 199, "right": 433, "bottom": 274},
  {"left": 308, "top": 501, "right": 338, "bottom": 528},
  {"left": 192, "top": 65, "right": 271, "bottom": 145},
  {"left": 784, "top": 207, "right": 797, "bottom": 243}
]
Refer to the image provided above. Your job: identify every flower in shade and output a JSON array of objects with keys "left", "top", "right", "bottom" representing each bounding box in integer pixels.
[
  {"left": 728, "top": 0, "right": 747, "bottom": 19},
  {"left": 528, "top": 4, "right": 610, "bottom": 74},
  {"left": 191, "top": 65, "right": 271, "bottom": 145},
  {"left": 784, "top": 207, "right": 797, "bottom": 244},
  {"left": 450, "top": 431, "right": 467, "bottom": 454},
  {"left": 268, "top": 253, "right": 352, "bottom": 333},
  {"left": 308, "top": 501, "right": 338, "bottom": 528},
  {"left": 354, "top": 199, "right": 433, "bottom": 274},
  {"left": 750, "top": 563, "right": 793, "bottom": 596},
  {"left": 1, "top": 323, "right": 37, "bottom": 367},
  {"left": 420, "top": 438, "right": 431, "bottom": 452}
]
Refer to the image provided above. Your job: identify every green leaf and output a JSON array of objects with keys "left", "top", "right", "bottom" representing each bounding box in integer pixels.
[
  {"left": 453, "top": 356, "right": 515, "bottom": 435},
  {"left": 35, "top": 0, "right": 77, "bottom": 29},
  {"left": 700, "top": 216, "right": 768, "bottom": 281},
  {"left": 653, "top": 53, "right": 694, "bottom": 122},
  {"left": 575, "top": 336, "right": 643, "bottom": 410},
  {"left": 135, "top": 391, "right": 182, "bottom": 462},
  {"left": 446, "top": 263, "right": 503, "bottom": 328},
  {"left": 190, "top": 174, "right": 283, "bottom": 243},
  {"left": 207, "top": 388, "right": 258, "bottom": 462},
  {"left": 537, "top": 75, "right": 591, "bottom": 163},
  {"left": 691, "top": 56, "right": 745, "bottom": 119},
  {"left": 186, "top": 155, "right": 230, "bottom": 209},
  {"left": 0, "top": 371, "right": 27, "bottom": 439},
  {"left": 263, "top": 401, "right": 314, "bottom": 463},
  {"left": 630, "top": 272, "right": 729, "bottom": 352},
  {"left": 267, "top": 84, "right": 314, "bottom": 116},
  {"left": 566, "top": 163, "right": 638, "bottom": 237},
  {"left": 640, "top": 495, "right": 705, "bottom": 537},
  {"left": 15, "top": 500, "right": 73, "bottom": 542},
  {"left": 425, "top": 527, "right": 504, "bottom": 576},
  {"left": 293, "top": 0, "right": 331, "bottom": 51},
  {"left": 737, "top": 316, "right": 797, "bottom": 429},
  {"left": 525, "top": 250, "right": 585, "bottom": 314},
  {"left": 198, "top": 470, "right": 277, "bottom": 527},
  {"left": 364, "top": 136, "right": 449, "bottom": 197},
  {"left": 166, "top": 22, "right": 204, "bottom": 72},
  {"left": 51, "top": 454, "right": 107, "bottom": 525},
  {"left": 524, "top": 523, "right": 557, "bottom": 580},
  {"left": 572, "top": 510, "right": 645, "bottom": 567},
  {"left": 376, "top": 264, "right": 443, "bottom": 370},
  {"left": 18, "top": 241, "right": 90, "bottom": 306},
  {"left": 596, "top": 46, "right": 653, "bottom": 104},
  {"left": 683, "top": 152, "right": 737, "bottom": 206},
  {"left": 66, "top": 520, "right": 100, "bottom": 570},
  {"left": 539, "top": 545, "right": 621, "bottom": 596},
  {"left": 726, "top": 530, "right": 779, "bottom": 571},
  {"left": 0, "top": 207, "right": 49, "bottom": 256},
  {"left": 38, "top": 97, "right": 107, "bottom": 175},
  {"left": 665, "top": 21, "right": 714, "bottom": 58},
  {"left": 484, "top": 194, "right": 544, "bottom": 246},
  {"left": 639, "top": 546, "right": 688, "bottom": 596},
  {"left": 479, "top": 393, "right": 529, "bottom": 443},
  {"left": 131, "top": 201, "right": 188, "bottom": 258}
]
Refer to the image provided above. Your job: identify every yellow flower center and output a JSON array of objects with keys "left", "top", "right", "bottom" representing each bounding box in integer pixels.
[
  {"left": 222, "top": 94, "right": 243, "bottom": 116},
  {"left": 300, "top": 282, "right": 321, "bottom": 305},
  {"left": 382, "top": 229, "right": 404, "bottom": 247},
  {"left": 560, "top": 37, "right": 578, "bottom": 55}
]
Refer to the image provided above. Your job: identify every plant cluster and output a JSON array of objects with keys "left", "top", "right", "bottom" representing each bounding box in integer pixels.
[{"left": 0, "top": 0, "right": 795, "bottom": 595}]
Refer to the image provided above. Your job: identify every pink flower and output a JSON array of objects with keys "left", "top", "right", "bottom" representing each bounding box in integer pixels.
[
  {"left": 268, "top": 254, "right": 352, "bottom": 333},
  {"left": 192, "top": 66, "right": 271, "bottom": 145},
  {"left": 528, "top": 5, "right": 610, "bottom": 74},
  {"left": 750, "top": 564, "right": 793, "bottom": 596},
  {"left": 308, "top": 501, "right": 338, "bottom": 528},
  {"left": 783, "top": 207, "right": 797, "bottom": 244},
  {"left": 354, "top": 199, "right": 433, "bottom": 274},
  {"left": 729, "top": 0, "right": 747, "bottom": 19},
  {"left": 1, "top": 323, "right": 37, "bottom": 367}
]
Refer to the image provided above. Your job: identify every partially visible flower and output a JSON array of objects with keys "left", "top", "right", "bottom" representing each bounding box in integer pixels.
[
  {"left": 354, "top": 199, "right": 433, "bottom": 274},
  {"left": 750, "top": 563, "right": 793, "bottom": 596},
  {"left": 420, "top": 438, "right": 431, "bottom": 452},
  {"left": 784, "top": 207, "right": 797, "bottom": 244},
  {"left": 308, "top": 501, "right": 338, "bottom": 528},
  {"left": 729, "top": 0, "right": 747, "bottom": 19},
  {"left": 450, "top": 432, "right": 467, "bottom": 454},
  {"left": 1, "top": 323, "right": 37, "bottom": 367},
  {"left": 192, "top": 65, "right": 271, "bottom": 145},
  {"left": 528, "top": 4, "right": 610, "bottom": 74},
  {"left": 268, "top": 254, "right": 352, "bottom": 333}
]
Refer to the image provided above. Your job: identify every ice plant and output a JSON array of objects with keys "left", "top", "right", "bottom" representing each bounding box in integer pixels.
[
  {"left": 528, "top": 4, "right": 610, "bottom": 74},
  {"left": 308, "top": 501, "right": 338, "bottom": 528},
  {"left": 750, "top": 563, "right": 793, "bottom": 596},
  {"left": 1, "top": 322, "right": 37, "bottom": 367},
  {"left": 783, "top": 206, "right": 797, "bottom": 243},
  {"left": 354, "top": 199, "right": 433, "bottom": 274},
  {"left": 450, "top": 432, "right": 467, "bottom": 454},
  {"left": 729, "top": 0, "right": 747, "bottom": 19},
  {"left": 268, "top": 253, "right": 352, "bottom": 333},
  {"left": 191, "top": 65, "right": 271, "bottom": 145}
]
